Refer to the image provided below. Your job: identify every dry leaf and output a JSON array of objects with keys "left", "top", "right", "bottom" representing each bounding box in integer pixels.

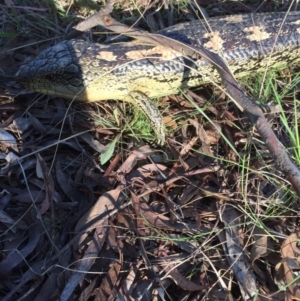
[
  {"left": 218, "top": 203, "right": 257, "bottom": 300},
  {"left": 0, "top": 130, "right": 18, "bottom": 152},
  {"left": 95, "top": 261, "right": 122, "bottom": 301},
  {"left": 250, "top": 226, "right": 271, "bottom": 264},
  {"left": 75, "top": 187, "right": 123, "bottom": 249},
  {"left": 278, "top": 233, "right": 300, "bottom": 299},
  {"left": 159, "top": 249, "right": 207, "bottom": 291},
  {"left": 0, "top": 220, "right": 41, "bottom": 278},
  {"left": 117, "top": 145, "right": 155, "bottom": 174},
  {"left": 60, "top": 224, "right": 108, "bottom": 301}
]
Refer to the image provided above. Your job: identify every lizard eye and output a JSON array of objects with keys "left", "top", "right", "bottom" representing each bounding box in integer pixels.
[{"left": 44, "top": 74, "right": 56, "bottom": 81}]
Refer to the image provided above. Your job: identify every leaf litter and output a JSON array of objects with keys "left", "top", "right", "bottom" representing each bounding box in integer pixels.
[
  {"left": 1, "top": 82, "right": 300, "bottom": 301},
  {"left": 1, "top": 1, "right": 300, "bottom": 300}
]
